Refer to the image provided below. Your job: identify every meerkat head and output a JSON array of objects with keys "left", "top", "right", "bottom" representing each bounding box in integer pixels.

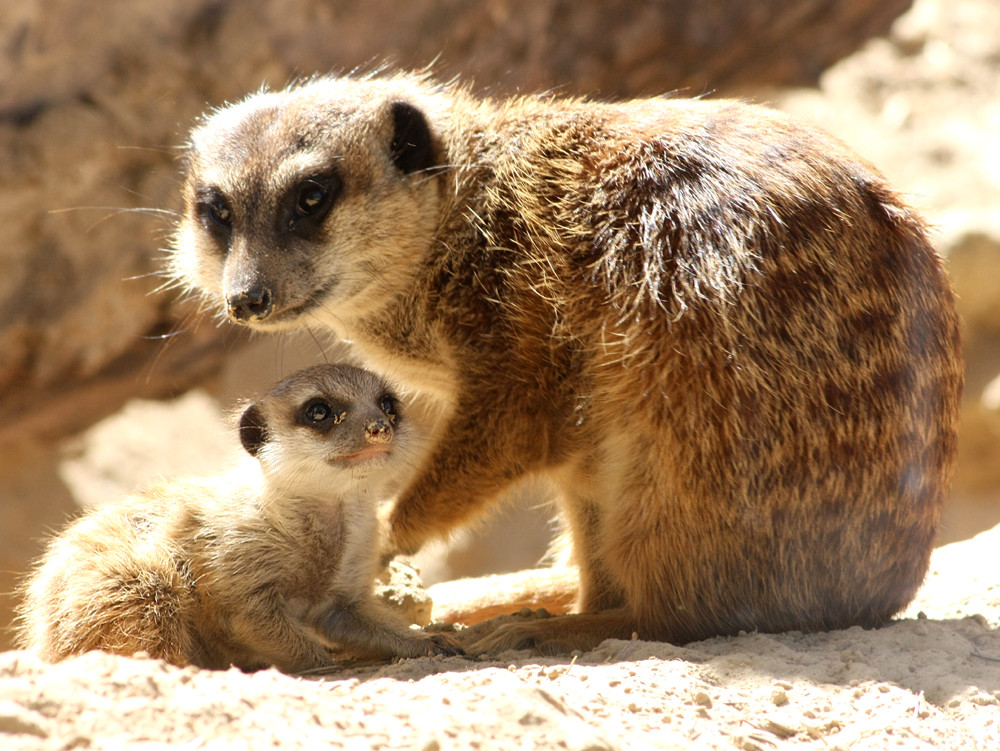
[
  {"left": 170, "top": 75, "right": 445, "bottom": 335},
  {"left": 238, "top": 364, "right": 412, "bottom": 498}
]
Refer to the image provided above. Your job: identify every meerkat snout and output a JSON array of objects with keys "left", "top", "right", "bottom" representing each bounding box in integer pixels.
[
  {"left": 227, "top": 284, "right": 273, "bottom": 323},
  {"left": 365, "top": 418, "right": 392, "bottom": 444}
]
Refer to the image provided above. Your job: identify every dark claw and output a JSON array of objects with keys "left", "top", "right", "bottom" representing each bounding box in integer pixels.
[{"left": 429, "top": 633, "right": 466, "bottom": 657}]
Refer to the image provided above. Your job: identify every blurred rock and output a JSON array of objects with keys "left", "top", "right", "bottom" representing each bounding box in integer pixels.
[
  {"left": 57, "top": 389, "right": 242, "bottom": 509},
  {"left": 375, "top": 560, "right": 434, "bottom": 628},
  {"left": 0, "top": 442, "right": 77, "bottom": 651}
]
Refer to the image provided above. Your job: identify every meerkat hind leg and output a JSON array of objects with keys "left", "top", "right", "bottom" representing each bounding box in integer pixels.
[{"left": 224, "top": 607, "right": 338, "bottom": 673}]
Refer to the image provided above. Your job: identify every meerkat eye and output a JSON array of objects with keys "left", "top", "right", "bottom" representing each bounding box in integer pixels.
[
  {"left": 380, "top": 395, "right": 398, "bottom": 423},
  {"left": 297, "top": 397, "right": 347, "bottom": 432},
  {"left": 302, "top": 398, "right": 332, "bottom": 423},
  {"left": 208, "top": 199, "right": 232, "bottom": 226},
  {"left": 196, "top": 190, "right": 233, "bottom": 235},
  {"left": 286, "top": 173, "right": 341, "bottom": 236},
  {"left": 295, "top": 174, "right": 341, "bottom": 217},
  {"left": 296, "top": 184, "right": 328, "bottom": 216}
]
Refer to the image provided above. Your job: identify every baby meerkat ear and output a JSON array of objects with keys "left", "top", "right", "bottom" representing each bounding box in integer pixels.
[
  {"left": 239, "top": 403, "right": 269, "bottom": 457},
  {"left": 389, "top": 101, "right": 436, "bottom": 175}
]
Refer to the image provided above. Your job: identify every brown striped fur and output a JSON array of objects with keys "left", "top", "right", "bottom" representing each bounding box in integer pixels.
[{"left": 170, "top": 73, "right": 963, "bottom": 652}]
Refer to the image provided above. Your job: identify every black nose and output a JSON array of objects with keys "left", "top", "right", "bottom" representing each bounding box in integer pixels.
[
  {"left": 365, "top": 419, "right": 392, "bottom": 444},
  {"left": 227, "top": 286, "right": 273, "bottom": 323}
]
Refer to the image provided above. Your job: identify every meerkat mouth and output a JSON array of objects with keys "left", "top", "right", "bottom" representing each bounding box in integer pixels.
[
  {"left": 332, "top": 446, "right": 391, "bottom": 466},
  {"left": 263, "top": 280, "right": 340, "bottom": 326}
]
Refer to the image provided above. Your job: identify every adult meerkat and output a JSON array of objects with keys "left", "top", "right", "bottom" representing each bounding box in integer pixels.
[
  {"left": 18, "top": 364, "right": 458, "bottom": 671},
  {"left": 170, "top": 73, "right": 963, "bottom": 652}
]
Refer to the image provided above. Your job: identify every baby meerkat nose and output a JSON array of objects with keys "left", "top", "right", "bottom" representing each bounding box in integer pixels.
[{"left": 365, "top": 419, "right": 393, "bottom": 444}]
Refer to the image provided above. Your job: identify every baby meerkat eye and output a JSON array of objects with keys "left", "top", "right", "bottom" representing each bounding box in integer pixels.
[
  {"left": 208, "top": 200, "right": 232, "bottom": 226},
  {"left": 302, "top": 398, "right": 332, "bottom": 423},
  {"left": 287, "top": 173, "right": 342, "bottom": 236},
  {"left": 380, "top": 395, "right": 398, "bottom": 423},
  {"left": 297, "top": 397, "right": 347, "bottom": 432},
  {"left": 195, "top": 189, "right": 233, "bottom": 238}
]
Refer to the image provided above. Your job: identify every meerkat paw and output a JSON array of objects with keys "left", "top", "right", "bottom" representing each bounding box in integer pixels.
[
  {"left": 425, "top": 631, "right": 466, "bottom": 657},
  {"left": 462, "top": 612, "right": 577, "bottom": 656},
  {"left": 384, "top": 498, "right": 445, "bottom": 559},
  {"left": 386, "top": 627, "right": 465, "bottom": 659},
  {"left": 460, "top": 609, "right": 637, "bottom": 656},
  {"left": 416, "top": 622, "right": 466, "bottom": 657}
]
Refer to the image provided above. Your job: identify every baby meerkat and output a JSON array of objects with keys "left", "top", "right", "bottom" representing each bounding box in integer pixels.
[
  {"left": 17, "top": 364, "right": 459, "bottom": 671},
  {"left": 170, "top": 72, "right": 963, "bottom": 653}
]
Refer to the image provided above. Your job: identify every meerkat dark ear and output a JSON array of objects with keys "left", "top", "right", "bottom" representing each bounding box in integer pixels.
[
  {"left": 239, "top": 403, "right": 269, "bottom": 457},
  {"left": 389, "top": 101, "right": 435, "bottom": 175}
]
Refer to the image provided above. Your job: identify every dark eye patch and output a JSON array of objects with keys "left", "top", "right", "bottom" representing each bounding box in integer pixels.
[
  {"left": 194, "top": 187, "right": 233, "bottom": 240},
  {"left": 296, "top": 397, "right": 347, "bottom": 433},
  {"left": 195, "top": 188, "right": 233, "bottom": 231},
  {"left": 284, "top": 172, "right": 342, "bottom": 238}
]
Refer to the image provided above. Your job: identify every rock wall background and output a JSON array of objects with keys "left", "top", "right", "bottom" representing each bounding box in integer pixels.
[{"left": 1, "top": 0, "right": 997, "bottom": 649}]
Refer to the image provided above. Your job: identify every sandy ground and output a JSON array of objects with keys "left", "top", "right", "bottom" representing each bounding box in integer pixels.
[{"left": 1, "top": 523, "right": 998, "bottom": 751}]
